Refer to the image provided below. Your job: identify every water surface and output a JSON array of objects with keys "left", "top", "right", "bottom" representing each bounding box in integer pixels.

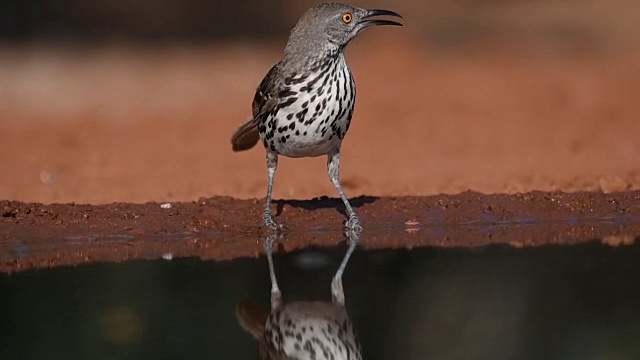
[{"left": 2, "top": 235, "right": 639, "bottom": 360}]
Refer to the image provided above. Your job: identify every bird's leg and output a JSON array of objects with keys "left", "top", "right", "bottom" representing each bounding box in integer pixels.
[
  {"left": 265, "top": 234, "right": 283, "bottom": 311},
  {"left": 263, "top": 151, "right": 281, "bottom": 229},
  {"left": 327, "top": 150, "right": 362, "bottom": 232},
  {"left": 331, "top": 229, "right": 361, "bottom": 306}
]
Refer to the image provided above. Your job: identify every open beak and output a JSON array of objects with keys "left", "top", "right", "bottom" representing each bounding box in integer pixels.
[{"left": 359, "top": 9, "right": 403, "bottom": 28}]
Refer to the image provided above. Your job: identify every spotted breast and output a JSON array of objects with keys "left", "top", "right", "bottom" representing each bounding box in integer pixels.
[{"left": 258, "top": 53, "right": 356, "bottom": 158}]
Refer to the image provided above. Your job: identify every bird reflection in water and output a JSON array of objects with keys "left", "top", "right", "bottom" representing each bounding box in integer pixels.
[{"left": 236, "top": 230, "right": 362, "bottom": 360}]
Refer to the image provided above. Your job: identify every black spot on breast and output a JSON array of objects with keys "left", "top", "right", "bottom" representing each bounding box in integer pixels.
[
  {"left": 286, "top": 113, "right": 293, "bottom": 120},
  {"left": 303, "top": 340, "right": 315, "bottom": 356},
  {"left": 338, "top": 109, "right": 346, "bottom": 120},
  {"left": 304, "top": 116, "right": 316, "bottom": 126},
  {"left": 296, "top": 108, "right": 309, "bottom": 123},
  {"left": 279, "top": 97, "right": 297, "bottom": 109},
  {"left": 278, "top": 89, "right": 296, "bottom": 98},
  {"left": 302, "top": 101, "right": 308, "bottom": 108},
  {"left": 341, "top": 68, "right": 349, "bottom": 96},
  {"left": 288, "top": 122, "right": 295, "bottom": 130},
  {"left": 285, "top": 75, "right": 307, "bottom": 85},
  {"left": 306, "top": 66, "right": 331, "bottom": 90},
  {"left": 346, "top": 110, "right": 354, "bottom": 132}
]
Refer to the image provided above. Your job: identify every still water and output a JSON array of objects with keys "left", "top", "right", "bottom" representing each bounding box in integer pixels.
[{"left": 2, "top": 234, "right": 639, "bottom": 360}]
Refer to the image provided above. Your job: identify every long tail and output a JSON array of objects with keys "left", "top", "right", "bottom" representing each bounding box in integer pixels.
[
  {"left": 235, "top": 299, "right": 268, "bottom": 340},
  {"left": 231, "top": 119, "right": 260, "bottom": 152}
]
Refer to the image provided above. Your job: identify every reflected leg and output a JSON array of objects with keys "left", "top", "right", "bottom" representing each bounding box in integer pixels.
[
  {"left": 331, "top": 229, "right": 361, "bottom": 306},
  {"left": 265, "top": 234, "right": 283, "bottom": 310}
]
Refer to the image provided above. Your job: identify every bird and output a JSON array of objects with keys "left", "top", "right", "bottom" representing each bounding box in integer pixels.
[
  {"left": 236, "top": 230, "right": 362, "bottom": 360},
  {"left": 230, "top": 3, "right": 402, "bottom": 231}
]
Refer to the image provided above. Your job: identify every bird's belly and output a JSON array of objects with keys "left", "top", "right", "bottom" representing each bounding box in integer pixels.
[
  {"left": 275, "top": 127, "right": 340, "bottom": 158},
  {"left": 270, "top": 100, "right": 352, "bottom": 158}
]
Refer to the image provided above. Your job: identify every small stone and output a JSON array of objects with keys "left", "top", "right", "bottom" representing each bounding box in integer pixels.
[
  {"left": 599, "top": 176, "right": 630, "bottom": 193},
  {"left": 404, "top": 219, "right": 420, "bottom": 226}
]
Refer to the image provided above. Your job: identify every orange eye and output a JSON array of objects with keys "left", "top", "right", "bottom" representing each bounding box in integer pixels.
[{"left": 342, "top": 13, "right": 352, "bottom": 24}]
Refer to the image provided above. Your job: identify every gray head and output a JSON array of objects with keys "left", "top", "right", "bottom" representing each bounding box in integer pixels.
[{"left": 284, "top": 3, "right": 402, "bottom": 64}]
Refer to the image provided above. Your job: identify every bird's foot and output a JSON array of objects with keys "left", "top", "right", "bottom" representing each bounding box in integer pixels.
[
  {"left": 263, "top": 210, "right": 283, "bottom": 231},
  {"left": 345, "top": 214, "right": 363, "bottom": 233}
]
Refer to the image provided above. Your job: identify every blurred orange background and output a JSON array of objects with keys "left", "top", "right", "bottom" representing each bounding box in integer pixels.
[{"left": 1, "top": 0, "right": 639, "bottom": 204}]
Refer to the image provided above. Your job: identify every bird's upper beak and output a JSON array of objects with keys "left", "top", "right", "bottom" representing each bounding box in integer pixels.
[{"left": 359, "top": 9, "right": 403, "bottom": 28}]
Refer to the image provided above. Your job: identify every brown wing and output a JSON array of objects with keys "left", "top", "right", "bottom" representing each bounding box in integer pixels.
[{"left": 230, "top": 64, "right": 281, "bottom": 152}]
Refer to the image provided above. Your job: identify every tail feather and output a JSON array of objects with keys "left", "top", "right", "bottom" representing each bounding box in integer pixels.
[
  {"left": 235, "top": 299, "right": 268, "bottom": 340},
  {"left": 231, "top": 119, "right": 260, "bottom": 152}
]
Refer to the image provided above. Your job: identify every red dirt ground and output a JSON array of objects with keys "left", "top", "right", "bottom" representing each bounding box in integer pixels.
[
  {"left": 1, "top": 35, "right": 639, "bottom": 273},
  {"left": 1, "top": 35, "right": 639, "bottom": 204}
]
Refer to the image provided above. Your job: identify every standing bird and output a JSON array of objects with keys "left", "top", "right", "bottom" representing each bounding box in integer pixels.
[
  {"left": 236, "top": 230, "right": 361, "bottom": 360},
  {"left": 231, "top": 3, "right": 402, "bottom": 231}
]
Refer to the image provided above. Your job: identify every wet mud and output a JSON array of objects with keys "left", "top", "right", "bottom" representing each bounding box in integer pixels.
[{"left": 2, "top": 191, "right": 639, "bottom": 273}]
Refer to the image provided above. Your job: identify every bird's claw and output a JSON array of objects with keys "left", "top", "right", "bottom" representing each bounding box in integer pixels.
[
  {"left": 345, "top": 215, "right": 363, "bottom": 233},
  {"left": 263, "top": 210, "right": 283, "bottom": 231}
]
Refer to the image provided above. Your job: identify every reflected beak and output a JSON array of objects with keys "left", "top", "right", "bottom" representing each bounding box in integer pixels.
[{"left": 360, "top": 9, "right": 403, "bottom": 28}]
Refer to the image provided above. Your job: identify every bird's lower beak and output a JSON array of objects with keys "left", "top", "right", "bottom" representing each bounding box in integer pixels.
[{"left": 360, "top": 9, "right": 403, "bottom": 27}]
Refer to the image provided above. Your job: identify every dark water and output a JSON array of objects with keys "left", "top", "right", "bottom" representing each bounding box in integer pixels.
[{"left": 2, "top": 236, "right": 640, "bottom": 360}]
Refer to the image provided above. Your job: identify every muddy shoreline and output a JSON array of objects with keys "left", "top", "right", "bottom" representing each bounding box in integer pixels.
[{"left": 2, "top": 191, "right": 639, "bottom": 273}]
